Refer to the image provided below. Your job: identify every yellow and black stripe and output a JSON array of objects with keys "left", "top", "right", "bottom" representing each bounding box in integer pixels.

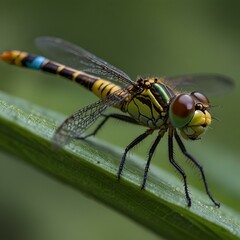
[{"left": 0, "top": 50, "right": 122, "bottom": 101}]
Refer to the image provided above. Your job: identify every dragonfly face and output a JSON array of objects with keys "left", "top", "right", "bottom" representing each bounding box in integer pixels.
[
  {"left": 0, "top": 36, "right": 234, "bottom": 207},
  {"left": 169, "top": 91, "right": 211, "bottom": 140}
]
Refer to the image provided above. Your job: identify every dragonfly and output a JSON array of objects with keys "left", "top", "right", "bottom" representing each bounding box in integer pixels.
[{"left": 0, "top": 36, "right": 234, "bottom": 207}]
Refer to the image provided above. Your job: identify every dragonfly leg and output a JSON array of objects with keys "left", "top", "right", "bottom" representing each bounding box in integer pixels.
[
  {"left": 78, "top": 114, "right": 138, "bottom": 140},
  {"left": 168, "top": 128, "right": 192, "bottom": 207},
  {"left": 174, "top": 131, "right": 220, "bottom": 207},
  {"left": 117, "top": 129, "right": 153, "bottom": 181},
  {"left": 141, "top": 132, "right": 164, "bottom": 189}
]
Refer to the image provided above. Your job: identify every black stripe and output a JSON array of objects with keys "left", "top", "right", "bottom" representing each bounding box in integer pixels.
[
  {"left": 98, "top": 82, "right": 104, "bottom": 90},
  {"left": 41, "top": 61, "right": 59, "bottom": 74},
  {"left": 59, "top": 68, "right": 75, "bottom": 80},
  {"left": 137, "top": 96, "right": 152, "bottom": 107},
  {"left": 75, "top": 73, "right": 95, "bottom": 90},
  {"left": 21, "top": 53, "right": 38, "bottom": 67},
  {"left": 100, "top": 83, "right": 110, "bottom": 94},
  {"left": 106, "top": 86, "right": 115, "bottom": 96}
]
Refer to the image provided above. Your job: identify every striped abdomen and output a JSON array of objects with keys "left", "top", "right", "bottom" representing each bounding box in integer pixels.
[{"left": 0, "top": 50, "right": 121, "bottom": 100}]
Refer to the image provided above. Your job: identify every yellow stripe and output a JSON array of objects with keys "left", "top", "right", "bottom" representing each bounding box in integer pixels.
[
  {"left": 72, "top": 71, "right": 81, "bottom": 81},
  {"left": 14, "top": 51, "right": 28, "bottom": 66},
  {"left": 56, "top": 65, "right": 65, "bottom": 73}
]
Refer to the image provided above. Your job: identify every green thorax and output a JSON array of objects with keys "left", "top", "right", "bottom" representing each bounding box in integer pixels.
[{"left": 124, "top": 78, "right": 175, "bottom": 129}]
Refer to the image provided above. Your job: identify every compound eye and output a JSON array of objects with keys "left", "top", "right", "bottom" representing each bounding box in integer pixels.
[
  {"left": 169, "top": 94, "right": 195, "bottom": 128},
  {"left": 191, "top": 92, "right": 209, "bottom": 106}
]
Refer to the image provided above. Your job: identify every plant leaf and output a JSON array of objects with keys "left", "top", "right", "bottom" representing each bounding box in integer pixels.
[{"left": 0, "top": 90, "right": 239, "bottom": 240}]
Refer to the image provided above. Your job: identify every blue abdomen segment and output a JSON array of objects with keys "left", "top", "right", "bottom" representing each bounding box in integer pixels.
[{"left": 22, "top": 54, "right": 46, "bottom": 70}]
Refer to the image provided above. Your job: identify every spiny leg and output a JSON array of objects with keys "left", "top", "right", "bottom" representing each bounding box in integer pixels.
[
  {"left": 141, "top": 133, "right": 163, "bottom": 189},
  {"left": 168, "top": 128, "right": 191, "bottom": 207},
  {"left": 78, "top": 113, "right": 138, "bottom": 140},
  {"left": 118, "top": 129, "right": 153, "bottom": 181},
  {"left": 174, "top": 131, "right": 220, "bottom": 207}
]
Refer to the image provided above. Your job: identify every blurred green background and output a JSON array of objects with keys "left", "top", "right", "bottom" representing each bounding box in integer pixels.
[{"left": 1, "top": 0, "right": 240, "bottom": 239}]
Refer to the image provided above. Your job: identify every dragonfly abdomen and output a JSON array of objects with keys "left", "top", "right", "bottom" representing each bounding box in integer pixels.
[
  {"left": 0, "top": 50, "right": 124, "bottom": 106},
  {"left": 0, "top": 50, "right": 99, "bottom": 91}
]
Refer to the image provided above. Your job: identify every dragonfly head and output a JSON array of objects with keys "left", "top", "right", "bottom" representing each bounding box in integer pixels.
[{"left": 169, "top": 92, "right": 211, "bottom": 140}]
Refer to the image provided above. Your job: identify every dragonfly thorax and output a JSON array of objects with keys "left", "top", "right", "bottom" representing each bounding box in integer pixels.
[{"left": 124, "top": 78, "right": 175, "bottom": 129}]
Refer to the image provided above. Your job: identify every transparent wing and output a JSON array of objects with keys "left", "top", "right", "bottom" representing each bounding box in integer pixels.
[
  {"left": 164, "top": 74, "right": 234, "bottom": 96},
  {"left": 52, "top": 88, "right": 130, "bottom": 147},
  {"left": 36, "top": 36, "right": 135, "bottom": 87}
]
